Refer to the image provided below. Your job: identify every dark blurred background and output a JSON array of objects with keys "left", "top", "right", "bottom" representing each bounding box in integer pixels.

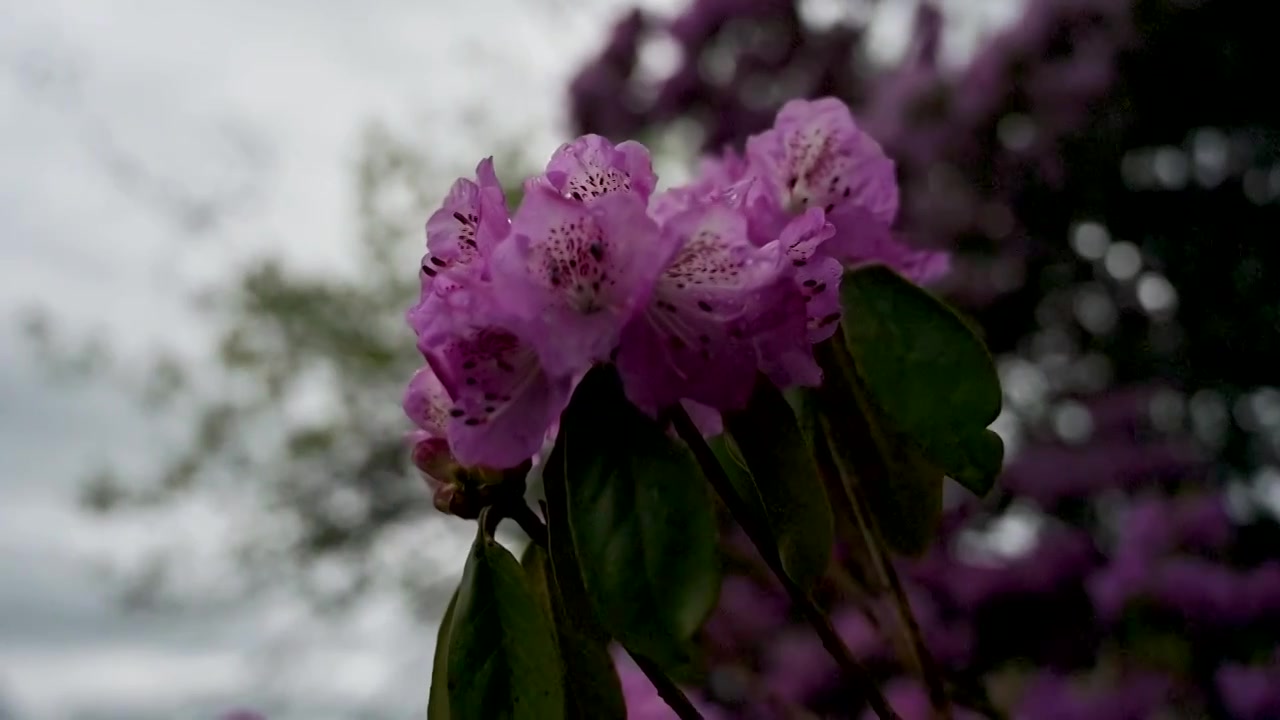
[
  {"left": 3, "top": 0, "right": 1277, "bottom": 718},
  {"left": 563, "top": 0, "right": 1280, "bottom": 717}
]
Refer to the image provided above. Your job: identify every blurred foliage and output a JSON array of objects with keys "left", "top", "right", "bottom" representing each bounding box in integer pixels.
[
  {"left": 141, "top": 124, "right": 429, "bottom": 612},
  {"left": 21, "top": 123, "right": 533, "bottom": 617}
]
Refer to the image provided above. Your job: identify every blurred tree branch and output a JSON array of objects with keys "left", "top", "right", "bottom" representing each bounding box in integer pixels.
[{"left": 18, "top": 119, "right": 536, "bottom": 618}]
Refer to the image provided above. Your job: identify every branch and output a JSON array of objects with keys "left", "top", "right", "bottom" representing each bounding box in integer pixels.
[
  {"left": 671, "top": 407, "right": 902, "bottom": 720},
  {"left": 629, "top": 653, "right": 706, "bottom": 720},
  {"left": 811, "top": 417, "right": 952, "bottom": 719}
]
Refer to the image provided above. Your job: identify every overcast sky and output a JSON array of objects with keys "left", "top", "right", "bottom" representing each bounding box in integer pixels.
[{"left": 0, "top": 1, "right": 1020, "bottom": 717}]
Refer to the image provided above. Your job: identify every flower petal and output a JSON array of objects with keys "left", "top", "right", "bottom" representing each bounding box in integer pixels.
[
  {"left": 423, "top": 157, "right": 510, "bottom": 267},
  {"left": 777, "top": 207, "right": 836, "bottom": 265},
  {"left": 748, "top": 286, "right": 823, "bottom": 390},
  {"left": 825, "top": 203, "right": 952, "bottom": 284},
  {"left": 797, "top": 255, "right": 844, "bottom": 342},
  {"left": 410, "top": 158, "right": 511, "bottom": 342},
  {"left": 618, "top": 202, "right": 788, "bottom": 411},
  {"left": 766, "top": 209, "right": 843, "bottom": 342},
  {"left": 494, "top": 186, "right": 672, "bottom": 376},
  {"left": 426, "top": 325, "right": 572, "bottom": 469},
  {"left": 403, "top": 365, "right": 452, "bottom": 437},
  {"left": 545, "top": 134, "right": 657, "bottom": 204},
  {"left": 406, "top": 254, "right": 492, "bottom": 343},
  {"left": 748, "top": 97, "right": 899, "bottom": 224}
]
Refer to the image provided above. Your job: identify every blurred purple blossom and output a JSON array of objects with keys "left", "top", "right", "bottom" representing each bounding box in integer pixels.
[
  {"left": 615, "top": 650, "right": 727, "bottom": 719},
  {"left": 862, "top": 679, "right": 985, "bottom": 720},
  {"left": 561, "top": 0, "right": 1280, "bottom": 716},
  {"left": 1013, "top": 671, "right": 1172, "bottom": 720},
  {"left": 1217, "top": 662, "right": 1280, "bottom": 720}
]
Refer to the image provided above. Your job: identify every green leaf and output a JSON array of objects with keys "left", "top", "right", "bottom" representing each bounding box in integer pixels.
[
  {"left": 950, "top": 428, "right": 1005, "bottom": 492},
  {"left": 446, "top": 527, "right": 564, "bottom": 720},
  {"left": 708, "top": 433, "right": 755, "bottom": 494},
  {"left": 811, "top": 339, "right": 944, "bottom": 556},
  {"left": 839, "top": 264, "right": 1004, "bottom": 495},
  {"left": 788, "top": 389, "right": 867, "bottom": 553},
  {"left": 521, "top": 542, "right": 627, "bottom": 720},
  {"left": 542, "top": 452, "right": 612, "bottom": 650},
  {"left": 544, "top": 365, "right": 720, "bottom": 671},
  {"left": 724, "top": 375, "right": 834, "bottom": 590},
  {"left": 427, "top": 589, "right": 458, "bottom": 720},
  {"left": 707, "top": 433, "right": 768, "bottom": 539},
  {"left": 826, "top": 404, "right": 945, "bottom": 556}
]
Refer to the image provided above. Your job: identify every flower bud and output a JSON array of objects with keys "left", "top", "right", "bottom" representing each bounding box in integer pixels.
[{"left": 409, "top": 431, "right": 519, "bottom": 519}]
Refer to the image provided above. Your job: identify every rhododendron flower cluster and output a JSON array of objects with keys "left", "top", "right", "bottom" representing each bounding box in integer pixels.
[{"left": 401, "top": 97, "right": 949, "bottom": 474}]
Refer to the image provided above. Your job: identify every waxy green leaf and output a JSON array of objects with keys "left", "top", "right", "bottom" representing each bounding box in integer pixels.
[
  {"left": 809, "top": 338, "right": 944, "bottom": 556},
  {"left": 446, "top": 527, "right": 564, "bottom": 719},
  {"left": 427, "top": 589, "right": 458, "bottom": 720},
  {"left": 839, "top": 264, "right": 1004, "bottom": 496},
  {"left": 521, "top": 542, "right": 626, "bottom": 720},
  {"left": 724, "top": 375, "right": 834, "bottom": 590},
  {"left": 544, "top": 365, "right": 719, "bottom": 672}
]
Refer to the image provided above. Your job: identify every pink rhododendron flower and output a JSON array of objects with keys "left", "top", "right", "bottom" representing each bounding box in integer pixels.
[
  {"left": 402, "top": 368, "right": 469, "bottom": 511},
  {"left": 407, "top": 157, "right": 510, "bottom": 343},
  {"left": 407, "top": 429, "right": 459, "bottom": 514},
  {"left": 648, "top": 148, "right": 753, "bottom": 225},
  {"left": 403, "top": 365, "right": 452, "bottom": 438},
  {"left": 492, "top": 185, "right": 674, "bottom": 377},
  {"left": 770, "top": 207, "right": 843, "bottom": 342},
  {"left": 743, "top": 277, "right": 824, "bottom": 389},
  {"left": 401, "top": 98, "right": 932, "bottom": 478},
  {"left": 544, "top": 133, "right": 658, "bottom": 205},
  {"left": 746, "top": 97, "right": 949, "bottom": 284},
  {"left": 616, "top": 199, "right": 792, "bottom": 413},
  {"left": 421, "top": 326, "right": 572, "bottom": 469},
  {"left": 746, "top": 97, "right": 897, "bottom": 234}
]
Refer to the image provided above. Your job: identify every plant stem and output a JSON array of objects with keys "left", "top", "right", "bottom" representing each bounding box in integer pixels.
[
  {"left": 671, "top": 406, "right": 902, "bottom": 720},
  {"left": 845, "top": 472, "right": 952, "bottom": 719},
  {"left": 480, "top": 506, "right": 502, "bottom": 541},
  {"left": 509, "top": 500, "right": 704, "bottom": 720},
  {"left": 629, "top": 652, "right": 706, "bottom": 720},
  {"left": 813, "top": 408, "right": 952, "bottom": 719},
  {"left": 816, "top": 338, "right": 953, "bottom": 719},
  {"left": 505, "top": 498, "right": 549, "bottom": 548}
]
